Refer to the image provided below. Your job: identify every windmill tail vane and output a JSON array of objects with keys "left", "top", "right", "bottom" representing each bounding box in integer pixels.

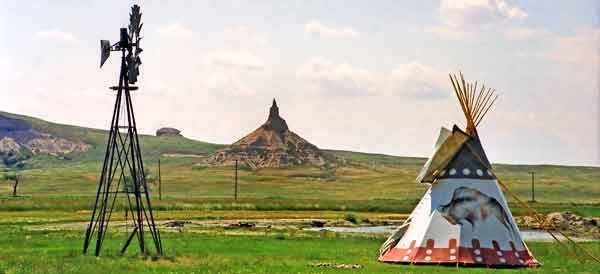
[{"left": 449, "top": 71, "right": 499, "bottom": 136}]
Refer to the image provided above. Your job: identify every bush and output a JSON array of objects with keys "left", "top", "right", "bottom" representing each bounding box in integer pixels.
[
  {"left": 344, "top": 213, "right": 358, "bottom": 224},
  {"left": 2, "top": 173, "right": 17, "bottom": 181},
  {"left": 274, "top": 233, "right": 286, "bottom": 240}
]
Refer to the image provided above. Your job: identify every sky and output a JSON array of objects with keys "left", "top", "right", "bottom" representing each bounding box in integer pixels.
[{"left": 0, "top": 0, "right": 598, "bottom": 166}]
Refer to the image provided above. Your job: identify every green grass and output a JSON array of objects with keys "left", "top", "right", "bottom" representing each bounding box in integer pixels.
[
  {"left": 0, "top": 226, "right": 597, "bottom": 274},
  {"left": 2, "top": 159, "right": 598, "bottom": 217},
  {"left": 1, "top": 110, "right": 599, "bottom": 217},
  {"left": 0, "top": 112, "right": 599, "bottom": 273}
]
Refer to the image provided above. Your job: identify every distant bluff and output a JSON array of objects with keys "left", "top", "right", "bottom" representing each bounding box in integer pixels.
[
  {"left": 0, "top": 114, "right": 90, "bottom": 166},
  {"left": 156, "top": 127, "right": 182, "bottom": 137},
  {"left": 206, "top": 99, "right": 330, "bottom": 169}
]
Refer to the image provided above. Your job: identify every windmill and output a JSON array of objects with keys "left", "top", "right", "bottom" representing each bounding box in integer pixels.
[{"left": 83, "top": 4, "right": 162, "bottom": 256}]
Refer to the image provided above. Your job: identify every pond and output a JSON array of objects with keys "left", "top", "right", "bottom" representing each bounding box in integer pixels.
[{"left": 303, "top": 226, "right": 597, "bottom": 242}]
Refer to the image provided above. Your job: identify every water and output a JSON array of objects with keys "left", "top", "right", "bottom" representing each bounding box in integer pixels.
[
  {"left": 304, "top": 225, "right": 397, "bottom": 234},
  {"left": 303, "top": 226, "right": 597, "bottom": 242}
]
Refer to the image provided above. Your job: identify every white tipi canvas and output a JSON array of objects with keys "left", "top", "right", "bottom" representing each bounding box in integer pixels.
[{"left": 379, "top": 74, "right": 539, "bottom": 267}]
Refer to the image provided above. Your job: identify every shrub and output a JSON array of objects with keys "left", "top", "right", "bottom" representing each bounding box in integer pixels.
[
  {"left": 274, "top": 233, "right": 286, "bottom": 240},
  {"left": 344, "top": 213, "right": 358, "bottom": 224}
]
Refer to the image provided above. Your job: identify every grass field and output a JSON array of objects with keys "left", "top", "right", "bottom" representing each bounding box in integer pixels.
[
  {"left": 1, "top": 110, "right": 599, "bottom": 217},
  {"left": 0, "top": 111, "right": 599, "bottom": 273},
  {"left": 0, "top": 225, "right": 598, "bottom": 274},
  {"left": 2, "top": 158, "right": 599, "bottom": 217}
]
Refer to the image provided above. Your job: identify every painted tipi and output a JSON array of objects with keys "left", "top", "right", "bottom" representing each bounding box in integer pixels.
[{"left": 379, "top": 72, "right": 539, "bottom": 267}]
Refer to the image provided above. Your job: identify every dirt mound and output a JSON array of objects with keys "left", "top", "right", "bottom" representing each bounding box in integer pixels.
[
  {"left": 206, "top": 99, "right": 330, "bottom": 169},
  {"left": 516, "top": 211, "right": 599, "bottom": 239}
]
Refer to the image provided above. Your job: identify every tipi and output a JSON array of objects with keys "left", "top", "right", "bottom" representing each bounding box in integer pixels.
[{"left": 379, "top": 72, "right": 539, "bottom": 267}]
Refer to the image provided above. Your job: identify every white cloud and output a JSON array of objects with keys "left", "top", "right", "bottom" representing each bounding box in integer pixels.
[
  {"left": 507, "top": 28, "right": 598, "bottom": 78},
  {"left": 547, "top": 29, "right": 599, "bottom": 66},
  {"left": 297, "top": 58, "right": 447, "bottom": 98},
  {"left": 428, "top": 0, "right": 528, "bottom": 39},
  {"left": 157, "top": 23, "right": 193, "bottom": 36},
  {"left": 387, "top": 62, "right": 448, "bottom": 98},
  {"left": 35, "top": 29, "right": 79, "bottom": 43},
  {"left": 205, "top": 72, "right": 257, "bottom": 97},
  {"left": 201, "top": 50, "right": 265, "bottom": 97},
  {"left": 304, "top": 20, "right": 358, "bottom": 38},
  {"left": 424, "top": 25, "right": 473, "bottom": 39},
  {"left": 224, "top": 25, "right": 269, "bottom": 45},
  {"left": 504, "top": 27, "right": 551, "bottom": 40},
  {"left": 440, "top": 0, "right": 527, "bottom": 28},
  {"left": 206, "top": 50, "right": 264, "bottom": 71},
  {"left": 297, "top": 57, "right": 375, "bottom": 96}
]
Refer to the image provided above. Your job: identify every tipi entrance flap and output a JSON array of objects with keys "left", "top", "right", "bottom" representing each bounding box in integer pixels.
[
  {"left": 379, "top": 188, "right": 433, "bottom": 255},
  {"left": 419, "top": 210, "right": 461, "bottom": 248},
  {"left": 416, "top": 126, "right": 469, "bottom": 183},
  {"left": 393, "top": 190, "right": 433, "bottom": 250},
  {"left": 389, "top": 194, "right": 460, "bottom": 250},
  {"left": 379, "top": 210, "right": 461, "bottom": 264}
]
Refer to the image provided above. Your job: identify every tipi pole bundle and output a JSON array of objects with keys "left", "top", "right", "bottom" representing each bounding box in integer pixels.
[{"left": 449, "top": 72, "right": 498, "bottom": 136}]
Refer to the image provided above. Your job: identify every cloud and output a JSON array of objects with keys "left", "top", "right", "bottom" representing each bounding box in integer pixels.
[
  {"left": 424, "top": 25, "right": 473, "bottom": 39},
  {"left": 507, "top": 28, "right": 598, "bottom": 77},
  {"left": 297, "top": 58, "right": 447, "bottom": 98},
  {"left": 503, "top": 27, "right": 551, "bottom": 40},
  {"left": 205, "top": 72, "right": 257, "bottom": 97},
  {"left": 297, "top": 57, "right": 375, "bottom": 96},
  {"left": 206, "top": 50, "right": 264, "bottom": 71},
  {"left": 304, "top": 20, "right": 358, "bottom": 38},
  {"left": 428, "top": 0, "right": 528, "bottom": 39},
  {"left": 157, "top": 23, "right": 193, "bottom": 36},
  {"left": 35, "top": 29, "right": 79, "bottom": 43},
  {"left": 547, "top": 29, "right": 599, "bottom": 66},
  {"left": 387, "top": 62, "right": 448, "bottom": 99},
  {"left": 440, "top": 0, "right": 527, "bottom": 28},
  {"left": 201, "top": 50, "right": 265, "bottom": 97},
  {"left": 224, "top": 25, "right": 269, "bottom": 46}
]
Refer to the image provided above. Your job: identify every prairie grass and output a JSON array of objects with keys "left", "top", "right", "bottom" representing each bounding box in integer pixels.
[{"left": 0, "top": 226, "right": 597, "bottom": 274}]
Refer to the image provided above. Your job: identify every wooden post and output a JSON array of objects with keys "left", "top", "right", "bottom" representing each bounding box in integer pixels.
[
  {"left": 234, "top": 160, "right": 238, "bottom": 201},
  {"left": 12, "top": 175, "right": 18, "bottom": 197},
  {"left": 158, "top": 158, "right": 162, "bottom": 200},
  {"left": 529, "top": 171, "right": 535, "bottom": 202}
]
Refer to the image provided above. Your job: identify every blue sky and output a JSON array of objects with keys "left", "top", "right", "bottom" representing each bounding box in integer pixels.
[{"left": 0, "top": 0, "right": 598, "bottom": 166}]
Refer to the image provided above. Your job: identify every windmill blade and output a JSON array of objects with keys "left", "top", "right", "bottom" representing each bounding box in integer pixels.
[
  {"left": 128, "top": 62, "right": 139, "bottom": 84},
  {"left": 100, "top": 40, "right": 111, "bottom": 68},
  {"left": 129, "top": 5, "right": 142, "bottom": 40},
  {"left": 125, "top": 4, "right": 143, "bottom": 84},
  {"left": 137, "top": 23, "right": 143, "bottom": 38}
]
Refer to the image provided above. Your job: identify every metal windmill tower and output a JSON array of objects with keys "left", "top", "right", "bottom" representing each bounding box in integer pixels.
[{"left": 83, "top": 4, "right": 162, "bottom": 256}]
